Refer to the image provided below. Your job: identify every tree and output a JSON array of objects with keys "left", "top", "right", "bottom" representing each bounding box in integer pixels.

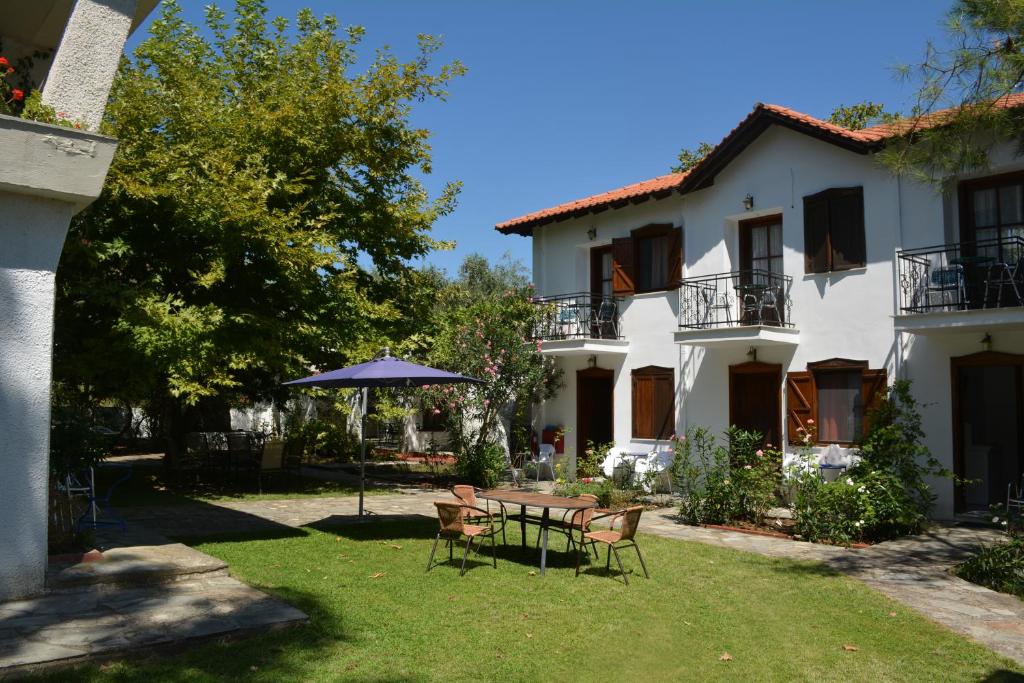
[
  {"left": 424, "top": 255, "right": 562, "bottom": 486},
  {"left": 52, "top": 0, "right": 465, "bottom": 453},
  {"left": 878, "top": 0, "right": 1024, "bottom": 180},
  {"left": 828, "top": 101, "right": 892, "bottom": 130},
  {"left": 671, "top": 141, "right": 714, "bottom": 173}
]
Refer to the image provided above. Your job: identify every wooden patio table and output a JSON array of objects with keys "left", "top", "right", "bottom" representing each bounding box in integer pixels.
[{"left": 477, "top": 489, "right": 597, "bottom": 576}]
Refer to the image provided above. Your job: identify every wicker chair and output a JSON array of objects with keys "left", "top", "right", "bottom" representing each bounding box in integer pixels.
[
  {"left": 536, "top": 493, "right": 599, "bottom": 558},
  {"left": 427, "top": 501, "right": 497, "bottom": 576},
  {"left": 451, "top": 485, "right": 507, "bottom": 544},
  {"left": 576, "top": 505, "right": 649, "bottom": 585}
]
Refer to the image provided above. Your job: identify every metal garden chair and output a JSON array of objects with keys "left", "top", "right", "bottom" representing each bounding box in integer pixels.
[
  {"left": 452, "top": 484, "right": 507, "bottom": 544},
  {"left": 576, "top": 505, "right": 650, "bottom": 585},
  {"left": 426, "top": 501, "right": 498, "bottom": 576}
]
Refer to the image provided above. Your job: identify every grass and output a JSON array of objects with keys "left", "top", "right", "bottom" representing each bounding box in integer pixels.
[{"left": 36, "top": 519, "right": 1024, "bottom": 682}]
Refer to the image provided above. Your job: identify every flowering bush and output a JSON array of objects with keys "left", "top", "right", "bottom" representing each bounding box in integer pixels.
[
  {"left": 578, "top": 440, "right": 611, "bottom": 479},
  {"left": 672, "top": 426, "right": 783, "bottom": 526},
  {"left": 0, "top": 56, "right": 26, "bottom": 115}
]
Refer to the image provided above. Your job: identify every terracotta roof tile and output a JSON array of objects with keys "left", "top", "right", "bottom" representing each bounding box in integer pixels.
[{"left": 497, "top": 94, "right": 1024, "bottom": 234}]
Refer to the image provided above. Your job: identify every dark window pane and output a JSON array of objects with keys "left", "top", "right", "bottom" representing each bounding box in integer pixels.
[
  {"left": 816, "top": 370, "right": 862, "bottom": 443},
  {"left": 636, "top": 234, "right": 669, "bottom": 290},
  {"left": 803, "top": 196, "right": 830, "bottom": 273}
]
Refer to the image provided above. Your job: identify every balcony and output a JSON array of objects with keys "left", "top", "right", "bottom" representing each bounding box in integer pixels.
[
  {"left": 674, "top": 270, "right": 799, "bottom": 347},
  {"left": 531, "top": 292, "right": 629, "bottom": 355},
  {"left": 895, "top": 236, "right": 1024, "bottom": 334}
]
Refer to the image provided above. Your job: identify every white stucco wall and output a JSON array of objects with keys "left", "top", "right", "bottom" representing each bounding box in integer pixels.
[{"left": 525, "top": 123, "right": 1024, "bottom": 517}]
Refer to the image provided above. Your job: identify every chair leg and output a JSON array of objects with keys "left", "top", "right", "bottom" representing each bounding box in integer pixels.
[
  {"left": 633, "top": 542, "right": 650, "bottom": 579},
  {"left": 460, "top": 536, "right": 474, "bottom": 576},
  {"left": 426, "top": 533, "right": 441, "bottom": 572},
  {"left": 490, "top": 531, "right": 497, "bottom": 569},
  {"left": 606, "top": 545, "right": 612, "bottom": 572},
  {"left": 449, "top": 539, "right": 453, "bottom": 563},
  {"left": 611, "top": 545, "right": 629, "bottom": 586},
  {"left": 575, "top": 534, "right": 583, "bottom": 577}
]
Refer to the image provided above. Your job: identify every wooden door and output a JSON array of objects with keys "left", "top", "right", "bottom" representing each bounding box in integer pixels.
[
  {"left": 729, "top": 362, "right": 782, "bottom": 447},
  {"left": 577, "top": 367, "right": 614, "bottom": 451}
]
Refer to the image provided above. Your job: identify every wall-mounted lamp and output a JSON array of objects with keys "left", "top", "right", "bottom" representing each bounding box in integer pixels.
[
  {"left": 587, "top": 354, "right": 597, "bottom": 369},
  {"left": 742, "top": 194, "right": 754, "bottom": 211},
  {"left": 586, "top": 227, "right": 597, "bottom": 241},
  {"left": 981, "top": 333, "right": 993, "bottom": 352},
  {"left": 746, "top": 346, "right": 757, "bottom": 362}
]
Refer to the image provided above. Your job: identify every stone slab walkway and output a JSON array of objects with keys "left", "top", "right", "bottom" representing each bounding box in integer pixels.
[{"left": 79, "top": 488, "right": 1024, "bottom": 668}]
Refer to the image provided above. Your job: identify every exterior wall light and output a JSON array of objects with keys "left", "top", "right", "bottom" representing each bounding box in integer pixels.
[
  {"left": 743, "top": 194, "right": 754, "bottom": 211},
  {"left": 587, "top": 354, "right": 597, "bottom": 368},
  {"left": 587, "top": 228, "right": 597, "bottom": 241},
  {"left": 981, "top": 333, "right": 993, "bottom": 351}
]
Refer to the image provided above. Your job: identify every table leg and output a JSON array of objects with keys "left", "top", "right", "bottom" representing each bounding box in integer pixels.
[
  {"left": 520, "top": 505, "right": 527, "bottom": 551},
  {"left": 540, "top": 507, "right": 549, "bottom": 576}
]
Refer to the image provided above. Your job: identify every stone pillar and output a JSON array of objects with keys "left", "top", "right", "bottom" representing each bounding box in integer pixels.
[
  {"left": 42, "top": 0, "right": 138, "bottom": 132},
  {"left": 0, "top": 193, "right": 76, "bottom": 599}
]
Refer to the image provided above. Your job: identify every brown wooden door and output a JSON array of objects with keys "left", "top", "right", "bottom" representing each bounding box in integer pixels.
[
  {"left": 729, "top": 362, "right": 782, "bottom": 447},
  {"left": 578, "top": 368, "right": 614, "bottom": 450}
]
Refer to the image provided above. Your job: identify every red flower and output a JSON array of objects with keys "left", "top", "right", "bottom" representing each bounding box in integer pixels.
[
  {"left": 5, "top": 68, "right": 12, "bottom": 74},
  {"left": 0, "top": 57, "right": 8, "bottom": 68},
  {"left": 11, "top": 89, "right": 24, "bottom": 101}
]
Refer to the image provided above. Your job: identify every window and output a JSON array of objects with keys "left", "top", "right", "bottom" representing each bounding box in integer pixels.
[
  {"left": 631, "top": 366, "right": 675, "bottom": 439},
  {"left": 611, "top": 224, "right": 682, "bottom": 295},
  {"left": 961, "top": 172, "right": 1024, "bottom": 259},
  {"left": 803, "top": 187, "right": 866, "bottom": 273},
  {"left": 420, "top": 402, "right": 448, "bottom": 432},
  {"left": 590, "top": 246, "right": 614, "bottom": 299},
  {"left": 786, "top": 359, "right": 887, "bottom": 445},
  {"left": 740, "top": 216, "right": 784, "bottom": 276}
]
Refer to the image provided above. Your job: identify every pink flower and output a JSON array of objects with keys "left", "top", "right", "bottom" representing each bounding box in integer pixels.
[
  {"left": 432, "top": 408, "right": 441, "bottom": 415},
  {"left": 807, "top": 418, "right": 815, "bottom": 425},
  {"left": 796, "top": 427, "right": 805, "bottom": 433},
  {"left": 483, "top": 399, "right": 490, "bottom": 407},
  {"left": 421, "top": 385, "right": 429, "bottom": 389},
  {"left": 755, "top": 449, "right": 764, "bottom": 457},
  {"left": 448, "top": 403, "right": 455, "bottom": 409}
]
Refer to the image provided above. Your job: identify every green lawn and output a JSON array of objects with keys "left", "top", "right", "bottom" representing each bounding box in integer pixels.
[{"left": 37, "top": 520, "right": 1023, "bottom": 682}]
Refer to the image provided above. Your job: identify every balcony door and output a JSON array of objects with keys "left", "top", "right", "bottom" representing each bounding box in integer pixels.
[
  {"left": 738, "top": 216, "right": 784, "bottom": 325},
  {"left": 590, "top": 246, "right": 614, "bottom": 300},
  {"left": 961, "top": 172, "right": 1024, "bottom": 260},
  {"left": 729, "top": 362, "right": 782, "bottom": 448}
]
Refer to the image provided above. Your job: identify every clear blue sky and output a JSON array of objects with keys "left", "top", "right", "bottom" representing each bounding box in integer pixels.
[{"left": 128, "top": 1, "right": 952, "bottom": 276}]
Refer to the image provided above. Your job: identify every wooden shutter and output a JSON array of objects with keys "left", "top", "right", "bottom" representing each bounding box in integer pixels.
[
  {"left": 786, "top": 371, "right": 816, "bottom": 444},
  {"left": 803, "top": 193, "right": 830, "bottom": 274},
  {"left": 829, "top": 187, "right": 866, "bottom": 270},
  {"left": 631, "top": 373, "right": 653, "bottom": 438},
  {"left": 860, "top": 368, "right": 888, "bottom": 433},
  {"left": 652, "top": 371, "right": 675, "bottom": 439},
  {"left": 612, "top": 237, "right": 635, "bottom": 295},
  {"left": 667, "top": 227, "right": 683, "bottom": 288}
]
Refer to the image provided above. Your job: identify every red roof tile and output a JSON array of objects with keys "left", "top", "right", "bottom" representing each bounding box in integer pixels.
[{"left": 497, "top": 94, "right": 1024, "bottom": 234}]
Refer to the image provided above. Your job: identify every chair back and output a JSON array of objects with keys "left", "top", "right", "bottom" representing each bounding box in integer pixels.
[
  {"left": 537, "top": 444, "right": 555, "bottom": 463},
  {"left": 596, "top": 299, "right": 616, "bottom": 323},
  {"left": 930, "top": 265, "right": 963, "bottom": 289},
  {"left": 451, "top": 484, "right": 478, "bottom": 508},
  {"left": 617, "top": 506, "right": 644, "bottom": 541},
  {"left": 435, "top": 501, "right": 464, "bottom": 535},
  {"left": 261, "top": 439, "right": 285, "bottom": 470},
  {"left": 570, "top": 493, "right": 599, "bottom": 529}
]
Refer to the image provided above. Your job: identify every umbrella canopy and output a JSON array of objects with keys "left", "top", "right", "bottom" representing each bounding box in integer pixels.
[
  {"left": 283, "top": 355, "right": 484, "bottom": 389},
  {"left": 283, "top": 352, "right": 484, "bottom": 518}
]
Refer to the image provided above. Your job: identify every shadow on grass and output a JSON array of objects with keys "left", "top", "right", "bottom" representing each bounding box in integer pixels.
[
  {"left": 306, "top": 515, "right": 438, "bottom": 540},
  {"left": 982, "top": 671, "right": 1024, "bottom": 682}
]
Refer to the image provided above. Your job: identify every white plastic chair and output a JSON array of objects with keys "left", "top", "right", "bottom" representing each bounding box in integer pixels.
[{"left": 529, "top": 444, "right": 556, "bottom": 482}]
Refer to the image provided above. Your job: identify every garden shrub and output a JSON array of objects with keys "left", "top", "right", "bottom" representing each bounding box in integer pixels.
[
  {"left": 552, "top": 479, "right": 637, "bottom": 509},
  {"left": 578, "top": 440, "right": 611, "bottom": 479},
  {"left": 285, "top": 418, "right": 359, "bottom": 463},
  {"left": 955, "top": 538, "right": 1024, "bottom": 599},
  {"left": 672, "top": 426, "right": 782, "bottom": 526},
  {"left": 455, "top": 441, "right": 504, "bottom": 488}
]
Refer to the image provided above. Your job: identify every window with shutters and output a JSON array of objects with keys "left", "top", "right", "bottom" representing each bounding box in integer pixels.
[
  {"left": 786, "top": 359, "right": 887, "bottom": 445},
  {"left": 802, "top": 187, "right": 866, "bottom": 273},
  {"left": 611, "top": 224, "right": 682, "bottom": 295},
  {"left": 960, "top": 171, "right": 1024, "bottom": 261},
  {"left": 631, "top": 366, "right": 675, "bottom": 439}
]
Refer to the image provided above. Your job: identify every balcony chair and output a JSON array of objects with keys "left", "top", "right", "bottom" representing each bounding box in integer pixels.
[
  {"left": 426, "top": 501, "right": 497, "bottom": 575},
  {"left": 926, "top": 264, "right": 967, "bottom": 311},
  {"left": 984, "top": 255, "right": 1024, "bottom": 308},
  {"left": 557, "top": 302, "right": 583, "bottom": 338},
  {"left": 451, "top": 484, "right": 507, "bottom": 544},
  {"left": 591, "top": 298, "right": 618, "bottom": 338},
  {"left": 576, "top": 505, "right": 649, "bottom": 585},
  {"left": 699, "top": 287, "right": 731, "bottom": 328}
]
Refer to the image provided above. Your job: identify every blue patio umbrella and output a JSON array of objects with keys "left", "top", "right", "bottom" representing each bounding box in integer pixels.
[{"left": 284, "top": 350, "right": 484, "bottom": 517}]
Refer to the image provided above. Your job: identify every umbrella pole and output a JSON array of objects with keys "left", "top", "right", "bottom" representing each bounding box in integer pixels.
[{"left": 359, "top": 386, "right": 368, "bottom": 519}]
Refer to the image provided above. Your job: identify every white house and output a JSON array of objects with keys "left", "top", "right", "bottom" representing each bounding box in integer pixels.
[
  {"left": 0, "top": 0, "right": 158, "bottom": 600},
  {"left": 498, "top": 99, "right": 1024, "bottom": 520}
]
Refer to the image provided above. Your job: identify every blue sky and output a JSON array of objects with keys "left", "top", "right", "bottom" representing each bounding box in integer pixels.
[{"left": 128, "top": 1, "right": 953, "bottom": 276}]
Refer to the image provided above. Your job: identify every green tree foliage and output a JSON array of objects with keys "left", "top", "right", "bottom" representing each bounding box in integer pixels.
[
  {"left": 827, "top": 101, "right": 892, "bottom": 130},
  {"left": 671, "top": 141, "right": 714, "bottom": 174},
  {"left": 879, "top": 0, "right": 1024, "bottom": 180},
  {"left": 53, "top": 0, "right": 464, "bottom": 445},
  {"left": 424, "top": 255, "right": 562, "bottom": 485}
]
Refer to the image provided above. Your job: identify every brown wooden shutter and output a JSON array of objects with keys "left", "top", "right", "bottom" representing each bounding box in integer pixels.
[
  {"left": 653, "top": 371, "right": 675, "bottom": 439},
  {"left": 612, "top": 237, "right": 635, "bottom": 295},
  {"left": 786, "top": 371, "right": 816, "bottom": 444},
  {"left": 860, "top": 368, "right": 888, "bottom": 433},
  {"left": 631, "top": 373, "right": 652, "bottom": 438},
  {"left": 829, "top": 187, "right": 866, "bottom": 270},
  {"left": 803, "top": 194, "right": 830, "bottom": 273}
]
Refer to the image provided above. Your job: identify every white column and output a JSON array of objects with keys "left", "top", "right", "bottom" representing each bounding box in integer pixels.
[{"left": 42, "top": 0, "right": 138, "bottom": 132}]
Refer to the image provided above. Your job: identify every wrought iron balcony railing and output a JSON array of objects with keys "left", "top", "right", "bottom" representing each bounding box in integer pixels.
[
  {"left": 897, "top": 236, "right": 1024, "bottom": 314},
  {"left": 678, "top": 270, "right": 793, "bottom": 330},
  {"left": 531, "top": 292, "right": 623, "bottom": 341}
]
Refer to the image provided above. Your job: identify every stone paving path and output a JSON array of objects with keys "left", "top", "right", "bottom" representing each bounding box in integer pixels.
[{"left": 117, "top": 489, "right": 1024, "bottom": 666}]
